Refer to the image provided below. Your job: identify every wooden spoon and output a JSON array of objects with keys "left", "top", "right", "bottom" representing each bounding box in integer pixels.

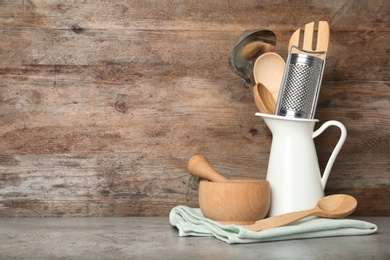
[
  {"left": 187, "top": 155, "right": 229, "bottom": 182},
  {"left": 258, "top": 83, "right": 277, "bottom": 114},
  {"left": 244, "top": 194, "right": 357, "bottom": 232},
  {"left": 253, "top": 52, "right": 285, "bottom": 100},
  {"left": 253, "top": 83, "right": 276, "bottom": 114}
]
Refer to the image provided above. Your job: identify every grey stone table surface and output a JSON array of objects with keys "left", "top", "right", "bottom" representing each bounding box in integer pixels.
[{"left": 0, "top": 217, "right": 389, "bottom": 259}]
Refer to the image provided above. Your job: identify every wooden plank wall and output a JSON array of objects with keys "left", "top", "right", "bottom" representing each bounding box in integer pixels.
[{"left": 0, "top": 0, "right": 389, "bottom": 217}]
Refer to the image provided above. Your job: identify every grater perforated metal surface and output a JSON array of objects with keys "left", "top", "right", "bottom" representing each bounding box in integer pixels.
[{"left": 276, "top": 46, "right": 326, "bottom": 119}]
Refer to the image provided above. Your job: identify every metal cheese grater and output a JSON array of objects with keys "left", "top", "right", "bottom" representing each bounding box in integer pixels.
[{"left": 275, "top": 46, "right": 327, "bottom": 119}]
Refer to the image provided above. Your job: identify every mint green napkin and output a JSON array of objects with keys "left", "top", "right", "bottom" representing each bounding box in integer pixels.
[{"left": 169, "top": 206, "right": 378, "bottom": 244}]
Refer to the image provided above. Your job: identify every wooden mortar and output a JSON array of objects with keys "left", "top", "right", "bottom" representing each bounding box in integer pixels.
[{"left": 199, "top": 179, "right": 270, "bottom": 225}]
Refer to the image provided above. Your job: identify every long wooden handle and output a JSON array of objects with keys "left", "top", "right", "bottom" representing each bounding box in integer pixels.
[
  {"left": 245, "top": 207, "right": 319, "bottom": 232},
  {"left": 187, "top": 155, "right": 229, "bottom": 182}
]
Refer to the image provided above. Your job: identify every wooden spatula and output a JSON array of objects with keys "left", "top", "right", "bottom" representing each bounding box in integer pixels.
[{"left": 288, "top": 21, "right": 330, "bottom": 59}]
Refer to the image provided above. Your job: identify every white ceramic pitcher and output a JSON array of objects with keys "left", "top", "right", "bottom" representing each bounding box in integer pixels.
[{"left": 255, "top": 113, "right": 347, "bottom": 217}]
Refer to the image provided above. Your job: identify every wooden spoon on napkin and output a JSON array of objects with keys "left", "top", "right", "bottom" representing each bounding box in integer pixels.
[{"left": 244, "top": 194, "right": 357, "bottom": 231}]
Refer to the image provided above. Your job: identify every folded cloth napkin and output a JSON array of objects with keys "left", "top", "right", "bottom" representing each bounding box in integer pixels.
[{"left": 169, "top": 206, "right": 378, "bottom": 244}]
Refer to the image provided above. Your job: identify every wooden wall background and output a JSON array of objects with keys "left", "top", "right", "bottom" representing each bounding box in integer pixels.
[{"left": 0, "top": 0, "right": 389, "bottom": 217}]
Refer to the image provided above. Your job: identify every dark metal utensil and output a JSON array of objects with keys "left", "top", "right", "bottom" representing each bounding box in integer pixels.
[{"left": 228, "top": 30, "right": 276, "bottom": 87}]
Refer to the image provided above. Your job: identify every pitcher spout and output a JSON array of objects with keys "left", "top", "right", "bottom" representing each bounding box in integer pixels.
[{"left": 255, "top": 112, "right": 318, "bottom": 136}]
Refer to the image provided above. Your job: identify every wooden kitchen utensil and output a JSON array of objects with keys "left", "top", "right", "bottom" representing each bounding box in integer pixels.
[
  {"left": 253, "top": 52, "right": 285, "bottom": 100},
  {"left": 188, "top": 155, "right": 271, "bottom": 224},
  {"left": 199, "top": 179, "right": 270, "bottom": 224},
  {"left": 276, "top": 21, "right": 330, "bottom": 119},
  {"left": 187, "top": 155, "right": 229, "bottom": 182},
  {"left": 288, "top": 21, "right": 330, "bottom": 59},
  {"left": 253, "top": 83, "right": 276, "bottom": 114},
  {"left": 244, "top": 194, "right": 357, "bottom": 231}
]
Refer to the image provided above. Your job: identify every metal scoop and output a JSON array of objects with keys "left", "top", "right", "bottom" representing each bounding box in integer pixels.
[{"left": 228, "top": 30, "right": 276, "bottom": 87}]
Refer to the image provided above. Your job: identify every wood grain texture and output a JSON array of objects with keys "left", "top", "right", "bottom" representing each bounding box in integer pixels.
[{"left": 0, "top": 0, "right": 389, "bottom": 217}]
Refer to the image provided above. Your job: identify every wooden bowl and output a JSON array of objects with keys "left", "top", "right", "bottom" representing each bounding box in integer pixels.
[{"left": 199, "top": 179, "right": 270, "bottom": 224}]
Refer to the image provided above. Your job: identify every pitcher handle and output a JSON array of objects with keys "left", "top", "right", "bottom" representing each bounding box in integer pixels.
[{"left": 312, "top": 121, "right": 347, "bottom": 189}]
